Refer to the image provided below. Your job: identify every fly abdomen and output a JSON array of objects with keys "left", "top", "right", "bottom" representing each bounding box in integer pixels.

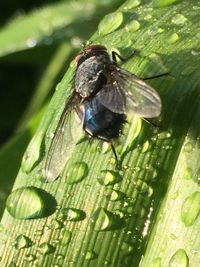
[{"left": 83, "top": 98, "right": 126, "bottom": 141}]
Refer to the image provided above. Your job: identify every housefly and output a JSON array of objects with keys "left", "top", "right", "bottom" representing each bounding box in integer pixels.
[{"left": 45, "top": 45, "right": 162, "bottom": 182}]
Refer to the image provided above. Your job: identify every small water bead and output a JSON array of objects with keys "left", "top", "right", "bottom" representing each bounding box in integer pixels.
[
  {"left": 183, "top": 142, "right": 194, "bottom": 152},
  {"left": 14, "top": 234, "right": 32, "bottom": 249},
  {"left": 98, "top": 12, "right": 123, "bottom": 35},
  {"left": 172, "top": 14, "right": 187, "bottom": 26},
  {"left": 169, "top": 249, "right": 189, "bottom": 267},
  {"left": 61, "top": 208, "right": 86, "bottom": 221},
  {"left": 92, "top": 208, "right": 126, "bottom": 231},
  {"left": 27, "top": 38, "right": 37, "bottom": 48},
  {"left": 38, "top": 242, "right": 55, "bottom": 255},
  {"left": 181, "top": 192, "right": 200, "bottom": 226},
  {"left": 126, "top": 20, "right": 140, "bottom": 32},
  {"left": 98, "top": 170, "right": 123, "bottom": 186},
  {"left": 168, "top": 33, "right": 180, "bottom": 44},
  {"left": 85, "top": 250, "right": 98, "bottom": 260},
  {"left": 158, "top": 131, "right": 172, "bottom": 140},
  {"left": 66, "top": 161, "right": 88, "bottom": 184}
]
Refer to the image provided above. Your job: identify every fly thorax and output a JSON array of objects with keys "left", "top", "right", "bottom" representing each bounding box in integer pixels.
[{"left": 75, "top": 54, "right": 110, "bottom": 98}]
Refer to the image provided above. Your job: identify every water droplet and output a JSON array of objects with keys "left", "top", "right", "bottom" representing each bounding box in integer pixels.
[
  {"left": 157, "top": 131, "right": 172, "bottom": 140},
  {"left": 6, "top": 186, "right": 56, "bottom": 219},
  {"left": 126, "top": 20, "right": 140, "bottom": 32},
  {"left": 144, "top": 14, "right": 153, "bottom": 20},
  {"left": 26, "top": 38, "right": 37, "bottom": 48},
  {"left": 168, "top": 33, "right": 180, "bottom": 44},
  {"left": 124, "top": 0, "right": 141, "bottom": 10},
  {"left": 24, "top": 254, "right": 36, "bottom": 262},
  {"left": 153, "top": 0, "right": 179, "bottom": 7},
  {"left": 106, "top": 189, "right": 126, "bottom": 201},
  {"left": 98, "top": 12, "right": 123, "bottom": 35},
  {"left": 85, "top": 250, "right": 98, "bottom": 260},
  {"left": 49, "top": 219, "right": 64, "bottom": 230},
  {"left": 169, "top": 249, "right": 189, "bottom": 267},
  {"left": 184, "top": 168, "right": 193, "bottom": 180},
  {"left": 171, "top": 14, "right": 187, "bottom": 26},
  {"left": 38, "top": 242, "right": 55, "bottom": 255},
  {"left": 22, "top": 131, "right": 44, "bottom": 173},
  {"left": 142, "top": 140, "right": 151, "bottom": 153},
  {"left": 184, "top": 142, "right": 193, "bottom": 152},
  {"left": 150, "top": 257, "right": 161, "bottom": 267},
  {"left": 148, "top": 27, "right": 165, "bottom": 36},
  {"left": 60, "top": 230, "right": 72, "bottom": 246},
  {"left": 14, "top": 234, "right": 32, "bottom": 249},
  {"left": 66, "top": 162, "right": 88, "bottom": 184},
  {"left": 92, "top": 208, "right": 126, "bottom": 231},
  {"left": 60, "top": 208, "right": 86, "bottom": 222},
  {"left": 181, "top": 192, "right": 200, "bottom": 226},
  {"left": 98, "top": 170, "right": 122, "bottom": 186}
]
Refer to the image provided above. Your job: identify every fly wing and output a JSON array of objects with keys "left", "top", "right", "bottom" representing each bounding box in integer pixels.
[
  {"left": 45, "top": 94, "right": 82, "bottom": 182},
  {"left": 97, "top": 67, "right": 162, "bottom": 118}
]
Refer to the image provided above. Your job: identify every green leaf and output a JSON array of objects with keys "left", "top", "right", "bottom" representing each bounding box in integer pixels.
[{"left": 1, "top": 0, "right": 200, "bottom": 267}]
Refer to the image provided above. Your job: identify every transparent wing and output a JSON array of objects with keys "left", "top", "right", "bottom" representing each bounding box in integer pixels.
[
  {"left": 45, "top": 94, "right": 82, "bottom": 182},
  {"left": 97, "top": 67, "right": 162, "bottom": 118}
]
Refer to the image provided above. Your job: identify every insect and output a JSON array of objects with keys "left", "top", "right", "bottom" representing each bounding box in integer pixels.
[{"left": 45, "top": 45, "right": 162, "bottom": 182}]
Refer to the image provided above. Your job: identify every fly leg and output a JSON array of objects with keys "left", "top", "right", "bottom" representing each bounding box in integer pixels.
[
  {"left": 112, "top": 50, "right": 136, "bottom": 64},
  {"left": 109, "top": 142, "right": 122, "bottom": 170}
]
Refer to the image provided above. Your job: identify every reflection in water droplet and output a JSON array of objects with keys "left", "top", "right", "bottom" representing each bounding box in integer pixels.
[
  {"left": 172, "top": 14, "right": 187, "bottom": 25},
  {"left": 168, "top": 33, "right": 180, "bottom": 44},
  {"left": 126, "top": 20, "right": 140, "bottom": 32},
  {"left": 169, "top": 249, "right": 189, "bottom": 267},
  {"left": 66, "top": 162, "right": 88, "bottom": 184},
  {"left": 14, "top": 235, "right": 32, "bottom": 249},
  {"left": 98, "top": 12, "right": 123, "bottom": 35},
  {"left": 60, "top": 208, "right": 86, "bottom": 222},
  {"left": 38, "top": 242, "right": 55, "bottom": 255},
  {"left": 6, "top": 187, "right": 48, "bottom": 219},
  {"left": 121, "top": 241, "right": 134, "bottom": 255},
  {"left": 124, "top": 0, "right": 141, "bottom": 10},
  {"left": 92, "top": 208, "right": 126, "bottom": 231},
  {"left": 152, "top": 0, "right": 179, "bottom": 7},
  {"left": 85, "top": 250, "right": 98, "bottom": 260},
  {"left": 150, "top": 257, "right": 161, "bottom": 267},
  {"left": 98, "top": 170, "right": 122, "bottom": 186},
  {"left": 181, "top": 192, "right": 200, "bottom": 226}
]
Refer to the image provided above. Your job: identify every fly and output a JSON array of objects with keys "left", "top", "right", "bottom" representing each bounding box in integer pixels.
[{"left": 45, "top": 45, "right": 163, "bottom": 182}]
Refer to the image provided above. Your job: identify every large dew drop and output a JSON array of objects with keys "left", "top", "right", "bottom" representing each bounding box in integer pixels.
[
  {"left": 6, "top": 186, "right": 56, "bottom": 219},
  {"left": 169, "top": 249, "right": 189, "bottom": 267},
  {"left": 181, "top": 192, "right": 200, "bottom": 226},
  {"left": 98, "top": 12, "right": 123, "bottom": 35}
]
